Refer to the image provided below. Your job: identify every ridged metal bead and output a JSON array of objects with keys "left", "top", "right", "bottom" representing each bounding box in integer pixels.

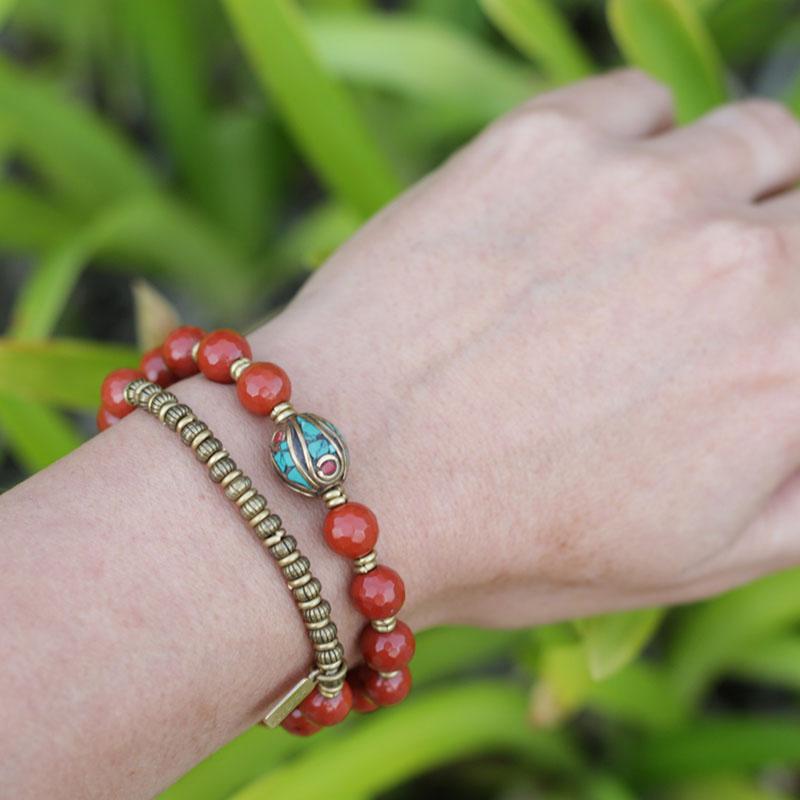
[
  {"left": 224, "top": 474, "right": 251, "bottom": 500},
  {"left": 136, "top": 383, "right": 159, "bottom": 407},
  {"left": 315, "top": 644, "right": 345, "bottom": 666},
  {"left": 149, "top": 391, "right": 177, "bottom": 415},
  {"left": 125, "top": 377, "right": 150, "bottom": 406},
  {"left": 308, "top": 622, "right": 338, "bottom": 644},
  {"left": 302, "top": 599, "right": 331, "bottom": 624},
  {"left": 270, "top": 535, "right": 296, "bottom": 559},
  {"left": 209, "top": 456, "right": 236, "bottom": 483},
  {"left": 163, "top": 403, "right": 191, "bottom": 429},
  {"left": 254, "top": 514, "right": 282, "bottom": 540},
  {"left": 180, "top": 420, "right": 207, "bottom": 445},
  {"left": 195, "top": 437, "right": 222, "bottom": 463},
  {"left": 240, "top": 493, "right": 267, "bottom": 520},
  {"left": 283, "top": 555, "right": 310, "bottom": 580},
  {"left": 293, "top": 578, "right": 321, "bottom": 602}
]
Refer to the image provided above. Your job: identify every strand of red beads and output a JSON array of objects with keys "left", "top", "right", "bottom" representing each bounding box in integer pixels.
[{"left": 96, "top": 326, "right": 415, "bottom": 736}]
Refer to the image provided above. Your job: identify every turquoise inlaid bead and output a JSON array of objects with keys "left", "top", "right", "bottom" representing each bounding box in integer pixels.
[{"left": 270, "top": 412, "right": 349, "bottom": 497}]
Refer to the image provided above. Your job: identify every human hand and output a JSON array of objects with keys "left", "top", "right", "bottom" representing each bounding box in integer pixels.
[{"left": 258, "top": 69, "right": 800, "bottom": 630}]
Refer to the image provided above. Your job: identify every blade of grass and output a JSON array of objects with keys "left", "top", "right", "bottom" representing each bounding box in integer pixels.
[
  {"left": 307, "top": 12, "right": 543, "bottom": 124},
  {"left": 223, "top": 0, "right": 402, "bottom": 216},
  {"left": 729, "top": 634, "right": 800, "bottom": 691},
  {"left": 480, "top": 0, "right": 594, "bottom": 83},
  {"left": 228, "top": 682, "right": 581, "bottom": 800},
  {"left": 607, "top": 0, "right": 727, "bottom": 122},
  {"left": 0, "top": 183, "right": 78, "bottom": 253},
  {"left": 0, "top": 338, "right": 138, "bottom": 410}
]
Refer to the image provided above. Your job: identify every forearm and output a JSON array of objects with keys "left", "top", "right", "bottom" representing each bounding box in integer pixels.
[{"left": 0, "top": 312, "right": 434, "bottom": 799}]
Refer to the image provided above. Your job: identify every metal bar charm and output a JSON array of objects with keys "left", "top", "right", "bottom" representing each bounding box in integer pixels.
[{"left": 261, "top": 670, "right": 318, "bottom": 728}]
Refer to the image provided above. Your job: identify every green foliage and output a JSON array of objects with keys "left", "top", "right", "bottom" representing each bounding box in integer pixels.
[{"left": 1, "top": 0, "right": 799, "bottom": 797}]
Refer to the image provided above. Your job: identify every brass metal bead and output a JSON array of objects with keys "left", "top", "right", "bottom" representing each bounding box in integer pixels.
[
  {"left": 308, "top": 622, "right": 338, "bottom": 644},
  {"left": 270, "top": 402, "right": 296, "bottom": 424},
  {"left": 297, "top": 595, "right": 322, "bottom": 611},
  {"left": 224, "top": 474, "right": 251, "bottom": 500},
  {"left": 305, "top": 616, "right": 331, "bottom": 631},
  {"left": 353, "top": 550, "right": 378, "bottom": 574},
  {"left": 287, "top": 572, "right": 312, "bottom": 590},
  {"left": 278, "top": 550, "right": 300, "bottom": 568},
  {"left": 263, "top": 529, "right": 286, "bottom": 547},
  {"left": 293, "top": 577, "right": 321, "bottom": 602},
  {"left": 190, "top": 429, "right": 213, "bottom": 451},
  {"left": 283, "top": 555, "right": 310, "bottom": 580},
  {"left": 191, "top": 340, "right": 200, "bottom": 362},
  {"left": 248, "top": 509, "right": 271, "bottom": 529},
  {"left": 253, "top": 513, "right": 282, "bottom": 539},
  {"left": 163, "top": 403, "right": 191, "bottom": 430},
  {"left": 229, "top": 357, "right": 251, "bottom": 382},
  {"left": 302, "top": 599, "right": 331, "bottom": 624},
  {"left": 195, "top": 437, "right": 222, "bottom": 463},
  {"left": 158, "top": 401, "right": 179, "bottom": 423},
  {"left": 176, "top": 414, "right": 197, "bottom": 435},
  {"left": 209, "top": 456, "right": 236, "bottom": 483},
  {"left": 315, "top": 643, "right": 345, "bottom": 666},
  {"left": 220, "top": 468, "right": 242, "bottom": 488},
  {"left": 149, "top": 391, "right": 178, "bottom": 415},
  {"left": 371, "top": 616, "right": 397, "bottom": 633},
  {"left": 240, "top": 493, "right": 267, "bottom": 520},
  {"left": 314, "top": 639, "right": 340, "bottom": 652},
  {"left": 125, "top": 378, "right": 150, "bottom": 406},
  {"left": 136, "top": 382, "right": 160, "bottom": 407},
  {"left": 317, "top": 664, "right": 347, "bottom": 697},
  {"left": 235, "top": 488, "right": 257, "bottom": 508},
  {"left": 269, "top": 534, "right": 295, "bottom": 559},
  {"left": 322, "top": 485, "right": 348, "bottom": 509},
  {"left": 180, "top": 420, "right": 207, "bottom": 445},
  {"left": 379, "top": 669, "right": 401, "bottom": 679}
]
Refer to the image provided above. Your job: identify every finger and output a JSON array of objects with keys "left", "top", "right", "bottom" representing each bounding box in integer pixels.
[
  {"left": 523, "top": 68, "right": 674, "bottom": 139},
  {"left": 647, "top": 99, "right": 800, "bottom": 202}
]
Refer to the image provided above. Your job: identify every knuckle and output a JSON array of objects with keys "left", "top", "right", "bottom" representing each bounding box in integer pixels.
[
  {"left": 602, "top": 150, "right": 693, "bottom": 210},
  {"left": 735, "top": 98, "right": 800, "bottom": 137},
  {"left": 489, "top": 103, "right": 599, "bottom": 154}
]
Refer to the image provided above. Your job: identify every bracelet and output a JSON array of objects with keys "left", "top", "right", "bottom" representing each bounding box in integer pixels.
[
  {"left": 100, "top": 373, "right": 349, "bottom": 736},
  {"left": 97, "top": 325, "right": 415, "bottom": 730}
]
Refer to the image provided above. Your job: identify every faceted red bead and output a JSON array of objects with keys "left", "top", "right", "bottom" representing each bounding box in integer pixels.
[
  {"left": 350, "top": 565, "right": 405, "bottom": 620},
  {"left": 364, "top": 665, "right": 412, "bottom": 707},
  {"left": 280, "top": 708, "right": 320, "bottom": 737},
  {"left": 96, "top": 406, "right": 121, "bottom": 431},
  {"left": 139, "top": 347, "right": 175, "bottom": 387},
  {"left": 360, "top": 620, "right": 416, "bottom": 673},
  {"left": 236, "top": 361, "right": 291, "bottom": 415},
  {"left": 197, "top": 328, "right": 252, "bottom": 383},
  {"left": 100, "top": 368, "right": 144, "bottom": 417},
  {"left": 348, "top": 665, "right": 378, "bottom": 714},
  {"left": 298, "top": 682, "right": 352, "bottom": 727},
  {"left": 162, "top": 326, "right": 205, "bottom": 378},
  {"left": 323, "top": 502, "right": 379, "bottom": 559}
]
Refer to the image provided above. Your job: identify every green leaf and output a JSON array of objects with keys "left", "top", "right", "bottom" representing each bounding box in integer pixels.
[
  {"left": 0, "top": 338, "right": 138, "bottom": 410},
  {"left": 228, "top": 682, "right": 581, "bottom": 800},
  {"left": 667, "top": 775, "right": 793, "bottom": 800},
  {"left": 576, "top": 607, "right": 664, "bottom": 680},
  {"left": 607, "top": 0, "right": 728, "bottom": 122},
  {"left": 0, "top": 183, "right": 78, "bottom": 254},
  {"left": 669, "top": 568, "right": 800, "bottom": 706},
  {"left": 308, "top": 12, "right": 543, "bottom": 125},
  {"left": 530, "top": 642, "right": 591, "bottom": 726},
  {"left": 0, "top": 392, "right": 82, "bottom": 473},
  {"left": 223, "top": 0, "right": 402, "bottom": 216},
  {"left": 729, "top": 634, "right": 800, "bottom": 691},
  {"left": 0, "top": 57, "right": 156, "bottom": 208},
  {"left": 480, "top": 0, "right": 594, "bottom": 84},
  {"left": 277, "top": 202, "right": 362, "bottom": 268}
]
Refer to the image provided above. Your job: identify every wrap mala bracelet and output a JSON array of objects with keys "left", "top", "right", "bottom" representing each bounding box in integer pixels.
[{"left": 98, "top": 374, "right": 350, "bottom": 736}]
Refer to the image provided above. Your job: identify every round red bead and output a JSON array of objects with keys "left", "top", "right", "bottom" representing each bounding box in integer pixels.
[
  {"left": 350, "top": 565, "right": 405, "bottom": 620},
  {"left": 100, "top": 368, "right": 144, "bottom": 417},
  {"left": 360, "top": 620, "right": 415, "bottom": 673},
  {"left": 364, "top": 665, "right": 412, "bottom": 706},
  {"left": 280, "top": 708, "right": 320, "bottom": 737},
  {"left": 298, "top": 682, "right": 352, "bottom": 727},
  {"left": 162, "top": 326, "right": 205, "bottom": 378},
  {"left": 139, "top": 347, "right": 175, "bottom": 387},
  {"left": 236, "top": 361, "right": 291, "bottom": 415},
  {"left": 324, "top": 502, "right": 379, "bottom": 559},
  {"left": 348, "top": 665, "right": 378, "bottom": 713},
  {"left": 96, "top": 406, "right": 121, "bottom": 431},
  {"left": 197, "top": 329, "right": 252, "bottom": 383}
]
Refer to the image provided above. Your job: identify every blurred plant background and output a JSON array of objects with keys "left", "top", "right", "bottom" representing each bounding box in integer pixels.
[{"left": 4, "top": 0, "right": 800, "bottom": 797}]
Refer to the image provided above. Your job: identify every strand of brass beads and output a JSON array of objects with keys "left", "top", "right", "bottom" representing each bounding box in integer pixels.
[
  {"left": 183, "top": 328, "right": 415, "bottom": 718},
  {"left": 104, "top": 374, "right": 349, "bottom": 737}
]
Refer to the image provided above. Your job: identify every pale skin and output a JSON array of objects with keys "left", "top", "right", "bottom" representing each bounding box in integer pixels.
[{"left": 4, "top": 70, "right": 800, "bottom": 798}]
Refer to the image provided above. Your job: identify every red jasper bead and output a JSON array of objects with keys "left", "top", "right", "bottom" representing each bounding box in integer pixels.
[
  {"left": 360, "top": 620, "right": 415, "bottom": 673},
  {"left": 324, "top": 502, "right": 379, "bottom": 559},
  {"left": 280, "top": 708, "right": 320, "bottom": 737},
  {"left": 162, "top": 326, "right": 205, "bottom": 378},
  {"left": 100, "top": 368, "right": 144, "bottom": 418},
  {"left": 139, "top": 347, "right": 175, "bottom": 387},
  {"left": 364, "top": 665, "right": 412, "bottom": 706},
  {"left": 350, "top": 565, "right": 405, "bottom": 620},
  {"left": 197, "top": 329, "right": 252, "bottom": 383},
  {"left": 348, "top": 665, "right": 378, "bottom": 714},
  {"left": 96, "top": 406, "right": 121, "bottom": 431},
  {"left": 236, "top": 361, "right": 291, "bottom": 415},
  {"left": 298, "top": 682, "right": 352, "bottom": 727}
]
